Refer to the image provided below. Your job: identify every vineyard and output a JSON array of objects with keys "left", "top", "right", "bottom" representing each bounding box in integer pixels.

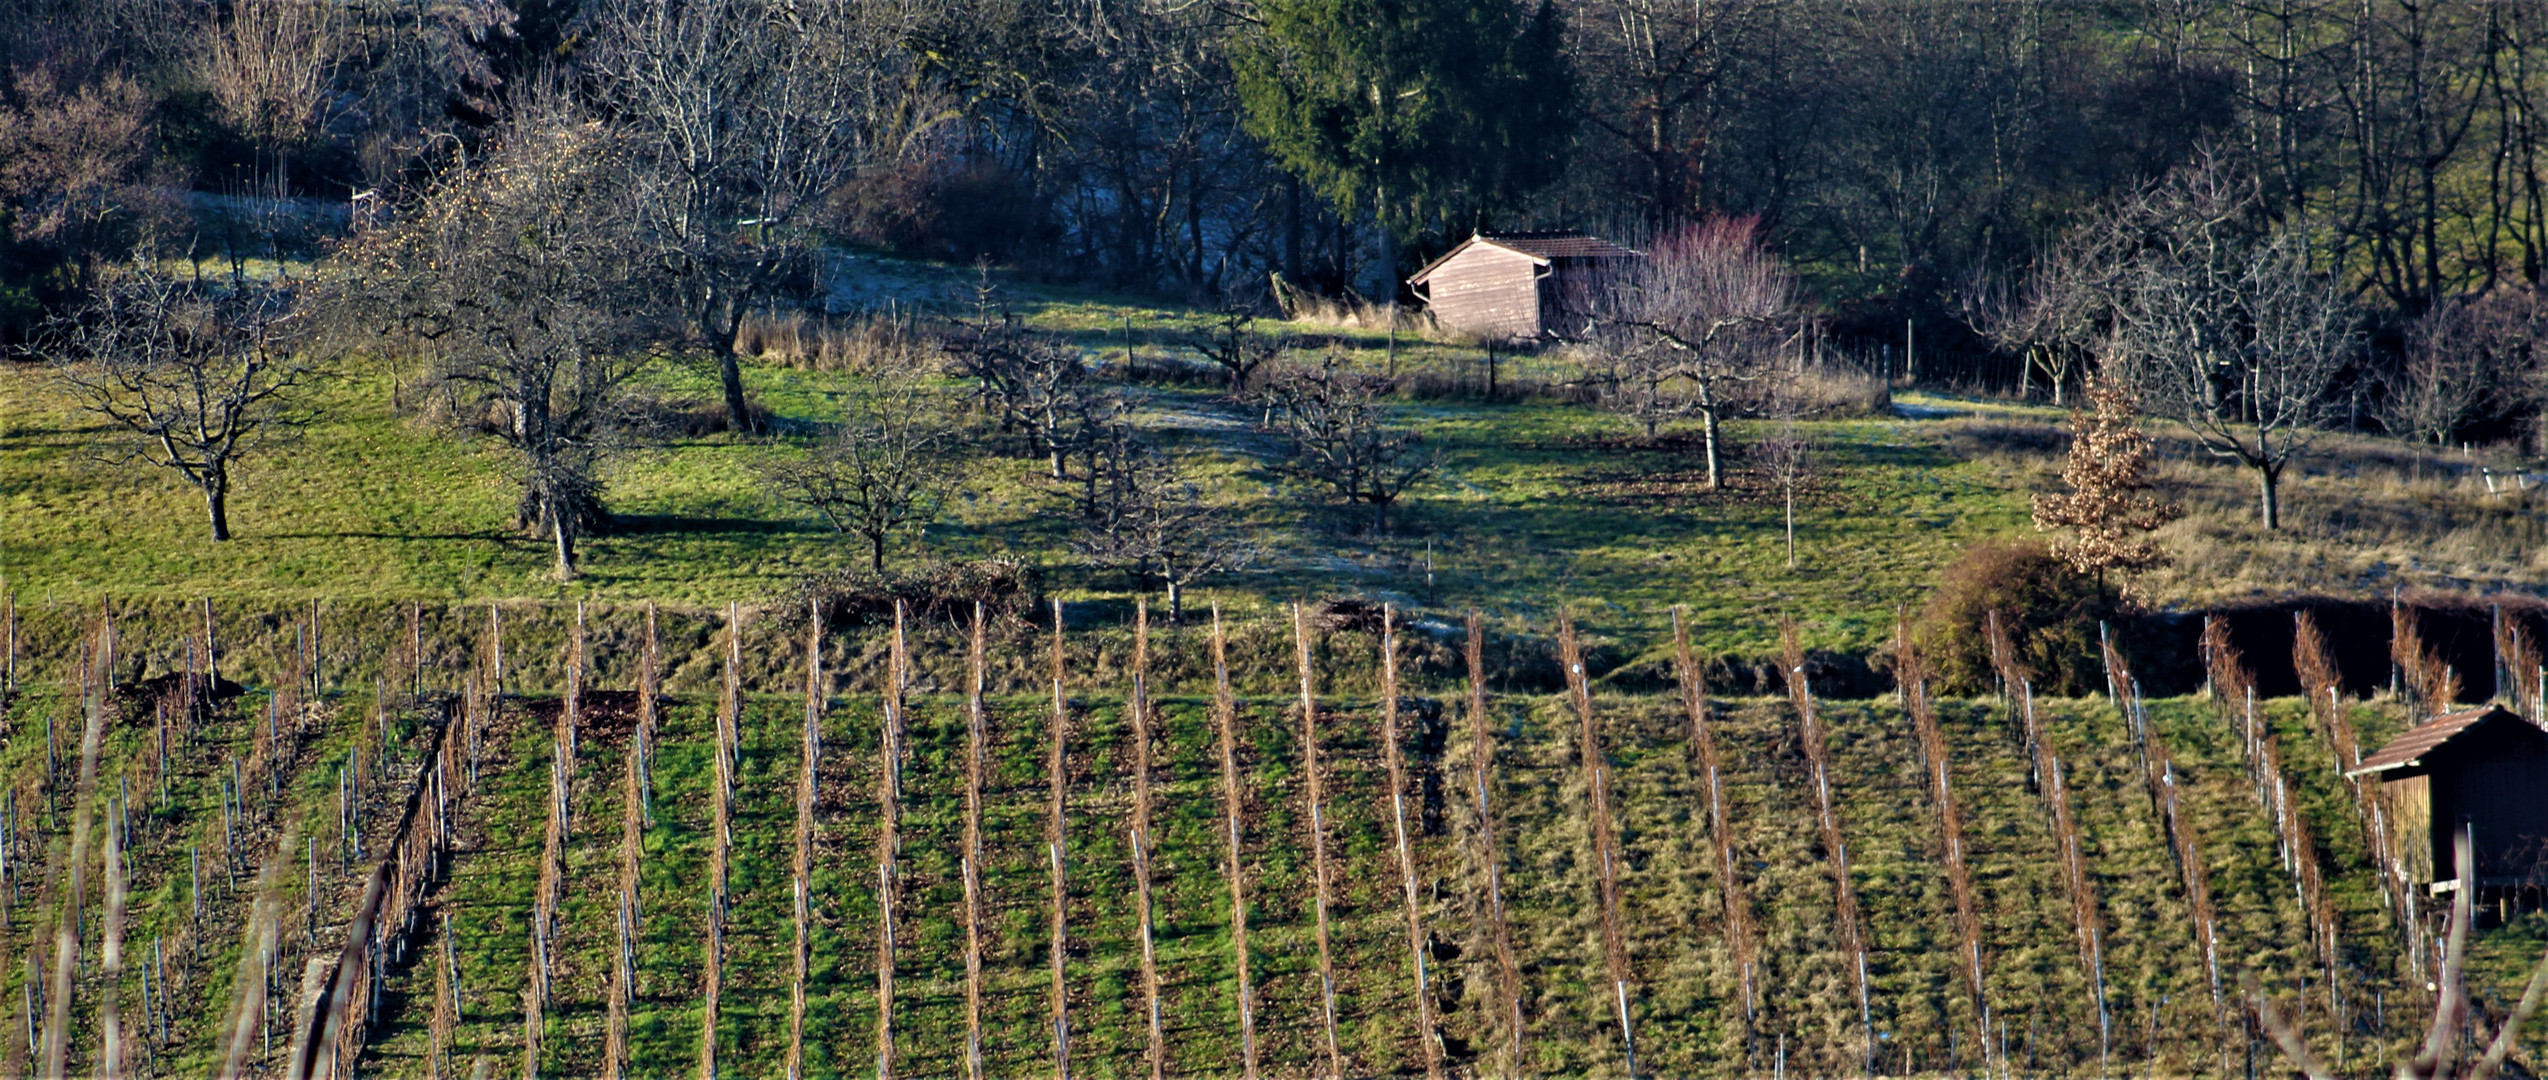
[{"left": 0, "top": 596, "right": 2538, "bottom": 1079}]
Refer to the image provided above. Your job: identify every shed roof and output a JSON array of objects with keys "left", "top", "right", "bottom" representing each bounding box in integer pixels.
[
  {"left": 1482, "top": 231, "right": 1642, "bottom": 261},
  {"left": 2347, "top": 705, "right": 2533, "bottom": 778},
  {"left": 1408, "top": 231, "right": 1640, "bottom": 285}
]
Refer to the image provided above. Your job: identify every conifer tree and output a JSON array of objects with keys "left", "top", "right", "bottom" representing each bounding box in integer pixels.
[{"left": 1235, "top": 0, "right": 1572, "bottom": 244}]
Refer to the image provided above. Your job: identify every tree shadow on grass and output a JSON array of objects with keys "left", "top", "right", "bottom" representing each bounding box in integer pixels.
[{"left": 604, "top": 513, "right": 812, "bottom": 536}]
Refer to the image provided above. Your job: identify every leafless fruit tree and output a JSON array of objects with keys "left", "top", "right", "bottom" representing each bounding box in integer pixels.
[
  {"left": 945, "top": 322, "right": 1116, "bottom": 480},
  {"left": 1076, "top": 442, "right": 1257, "bottom": 619},
  {"left": 1587, "top": 216, "right": 1797, "bottom": 486},
  {"left": 35, "top": 263, "right": 313, "bottom": 540},
  {"left": 1191, "top": 307, "right": 1284, "bottom": 392},
  {"left": 585, "top": 0, "right": 868, "bottom": 434},
  {"left": 1967, "top": 245, "right": 2107, "bottom": 406},
  {"left": 2065, "top": 157, "right": 2359, "bottom": 530},
  {"left": 2383, "top": 288, "right": 2545, "bottom": 449},
  {"left": 757, "top": 380, "right": 963, "bottom": 573},
  {"left": 1755, "top": 408, "right": 1810, "bottom": 571},
  {"left": 1262, "top": 363, "right": 1435, "bottom": 534},
  {"left": 340, "top": 110, "right": 668, "bottom": 579}
]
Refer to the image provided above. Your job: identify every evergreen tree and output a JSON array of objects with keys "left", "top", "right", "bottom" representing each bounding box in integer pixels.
[{"left": 1234, "top": 0, "right": 1572, "bottom": 244}]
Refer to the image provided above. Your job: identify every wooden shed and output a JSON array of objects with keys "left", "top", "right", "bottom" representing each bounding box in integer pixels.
[
  {"left": 1407, "top": 231, "right": 1640, "bottom": 341},
  {"left": 2347, "top": 705, "right": 2548, "bottom": 890}
]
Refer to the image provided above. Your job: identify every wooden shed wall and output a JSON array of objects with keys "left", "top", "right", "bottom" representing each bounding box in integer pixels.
[
  {"left": 2428, "top": 729, "right": 2548, "bottom": 882},
  {"left": 1421, "top": 245, "right": 1543, "bottom": 341},
  {"left": 2380, "top": 773, "right": 2433, "bottom": 885}
]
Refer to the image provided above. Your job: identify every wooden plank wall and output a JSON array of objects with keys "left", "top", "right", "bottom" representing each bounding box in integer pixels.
[{"left": 1420, "top": 245, "right": 1542, "bottom": 340}]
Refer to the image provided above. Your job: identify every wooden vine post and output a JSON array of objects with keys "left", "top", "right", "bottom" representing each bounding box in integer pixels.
[
  {"left": 1560, "top": 614, "right": 1636, "bottom": 1077},
  {"left": 1672, "top": 609, "right": 1754, "bottom": 1046},
  {"left": 2103, "top": 635, "right": 2224, "bottom": 1046},
  {"left": 1047, "top": 600, "right": 1073, "bottom": 1080},
  {"left": 1211, "top": 607, "right": 1260, "bottom": 1080},
  {"left": 525, "top": 605, "right": 582, "bottom": 1080},
  {"left": 430, "top": 912, "right": 457, "bottom": 1079},
  {"left": 605, "top": 605, "right": 655, "bottom": 1080},
  {"left": 1988, "top": 615, "right": 2107, "bottom": 1069},
  {"left": 1896, "top": 616, "right": 1989, "bottom": 1070},
  {"left": 1379, "top": 607, "right": 1445, "bottom": 1080},
  {"left": 1466, "top": 613, "right": 1526, "bottom": 1075},
  {"left": 1129, "top": 602, "right": 1165, "bottom": 1080},
  {"left": 794, "top": 598, "right": 827, "bottom": 1080},
  {"left": 1293, "top": 602, "right": 1345, "bottom": 1080},
  {"left": 1782, "top": 620, "right": 1874, "bottom": 1070},
  {"left": 962, "top": 604, "right": 989, "bottom": 1080},
  {"left": 100, "top": 766, "right": 128, "bottom": 1080},
  {"left": 640, "top": 605, "right": 659, "bottom": 825},
  {"left": 701, "top": 603, "right": 740, "bottom": 1080},
  {"left": 871, "top": 602, "right": 903, "bottom": 1080}
]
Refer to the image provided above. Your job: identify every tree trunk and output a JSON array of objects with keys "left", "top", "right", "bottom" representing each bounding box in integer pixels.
[
  {"left": 552, "top": 505, "right": 578, "bottom": 581},
  {"left": 1373, "top": 498, "right": 1389, "bottom": 536},
  {"left": 1784, "top": 484, "right": 1796, "bottom": 570},
  {"left": 870, "top": 534, "right": 887, "bottom": 575},
  {"left": 719, "top": 352, "right": 754, "bottom": 435},
  {"left": 2258, "top": 463, "right": 2282, "bottom": 531},
  {"left": 1702, "top": 409, "right": 1723, "bottom": 489},
  {"left": 712, "top": 289, "right": 760, "bottom": 436},
  {"left": 1165, "top": 578, "right": 1183, "bottom": 624},
  {"left": 204, "top": 481, "right": 232, "bottom": 542}
]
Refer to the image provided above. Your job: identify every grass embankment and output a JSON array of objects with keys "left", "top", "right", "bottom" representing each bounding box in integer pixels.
[{"left": 5, "top": 611, "right": 2546, "bottom": 1078}]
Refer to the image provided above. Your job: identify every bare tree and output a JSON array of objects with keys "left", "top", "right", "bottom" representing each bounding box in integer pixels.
[
  {"left": 2383, "top": 289, "right": 2544, "bottom": 448},
  {"left": 757, "top": 381, "right": 962, "bottom": 572},
  {"left": 192, "top": 0, "right": 346, "bottom": 163},
  {"left": 586, "top": 0, "right": 867, "bottom": 434},
  {"left": 2083, "top": 158, "right": 2359, "bottom": 530},
  {"left": 945, "top": 322, "right": 1112, "bottom": 479},
  {"left": 1967, "top": 246, "right": 2108, "bottom": 406},
  {"left": 340, "top": 108, "right": 666, "bottom": 579},
  {"left": 1756, "top": 401, "right": 1810, "bottom": 571},
  {"left": 1588, "top": 216, "right": 1797, "bottom": 486},
  {"left": 1191, "top": 307, "right": 1284, "bottom": 392},
  {"left": 0, "top": 63, "right": 162, "bottom": 304},
  {"left": 1262, "top": 362, "right": 1435, "bottom": 534},
  {"left": 1075, "top": 442, "right": 1256, "bottom": 619},
  {"left": 34, "top": 262, "right": 312, "bottom": 540}
]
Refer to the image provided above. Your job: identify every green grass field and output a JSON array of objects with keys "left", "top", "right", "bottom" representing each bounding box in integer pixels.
[
  {"left": 0, "top": 272, "right": 2041, "bottom": 666},
  {"left": 10, "top": 270, "right": 2543, "bottom": 670}
]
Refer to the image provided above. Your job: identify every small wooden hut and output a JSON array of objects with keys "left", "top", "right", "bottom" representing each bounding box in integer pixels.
[
  {"left": 1407, "top": 231, "right": 1640, "bottom": 341},
  {"left": 2348, "top": 704, "right": 2548, "bottom": 891}
]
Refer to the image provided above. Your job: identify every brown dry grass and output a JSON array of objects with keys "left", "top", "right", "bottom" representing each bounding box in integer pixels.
[
  {"left": 734, "top": 309, "right": 940, "bottom": 374},
  {"left": 1943, "top": 415, "right": 2548, "bottom": 605}
]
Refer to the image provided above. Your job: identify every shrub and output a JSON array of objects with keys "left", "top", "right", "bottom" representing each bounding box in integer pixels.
[
  {"left": 784, "top": 558, "right": 1043, "bottom": 628},
  {"left": 1911, "top": 539, "right": 2112, "bottom": 696}
]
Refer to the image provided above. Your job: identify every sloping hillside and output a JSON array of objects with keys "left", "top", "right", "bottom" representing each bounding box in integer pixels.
[{"left": 0, "top": 602, "right": 2527, "bottom": 1079}]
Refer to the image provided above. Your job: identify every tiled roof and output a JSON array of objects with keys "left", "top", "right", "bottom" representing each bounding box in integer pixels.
[
  {"left": 1409, "top": 231, "right": 1641, "bottom": 285},
  {"left": 2348, "top": 705, "right": 2527, "bottom": 777},
  {"left": 1479, "top": 232, "right": 1641, "bottom": 261}
]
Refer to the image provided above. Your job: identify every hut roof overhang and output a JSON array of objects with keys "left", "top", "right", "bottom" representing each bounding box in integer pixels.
[
  {"left": 1407, "top": 231, "right": 1641, "bottom": 287},
  {"left": 2345, "top": 705, "right": 2535, "bottom": 779}
]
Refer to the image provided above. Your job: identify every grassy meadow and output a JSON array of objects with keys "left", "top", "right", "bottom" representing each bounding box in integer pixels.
[{"left": 6, "top": 272, "right": 2541, "bottom": 669}]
